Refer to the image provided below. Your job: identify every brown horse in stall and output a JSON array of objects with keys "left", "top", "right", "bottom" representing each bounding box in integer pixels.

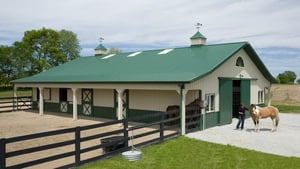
[
  {"left": 249, "top": 104, "right": 279, "bottom": 132},
  {"left": 165, "top": 99, "right": 204, "bottom": 126}
]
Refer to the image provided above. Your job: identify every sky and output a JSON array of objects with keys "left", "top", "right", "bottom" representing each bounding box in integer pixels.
[{"left": 1, "top": 0, "right": 300, "bottom": 79}]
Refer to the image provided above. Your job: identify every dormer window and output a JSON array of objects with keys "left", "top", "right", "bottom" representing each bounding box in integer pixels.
[{"left": 236, "top": 57, "right": 244, "bottom": 67}]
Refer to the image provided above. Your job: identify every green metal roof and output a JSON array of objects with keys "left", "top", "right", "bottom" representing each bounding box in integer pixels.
[
  {"left": 94, "top": 44, "right": 107, "bottom": 50},
  {"left": 190, "top": 31, "right": 206, "bottom": 39},
  {"left": 12, "top": 42, "right": 276, "bottom": 83}
]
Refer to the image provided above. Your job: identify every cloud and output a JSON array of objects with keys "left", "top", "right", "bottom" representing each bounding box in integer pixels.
[
  {"left": 257, "top": 47, "right": 300, "bottom": 77},
  {"left": 1, "top": 0, "right": 300, "bottom": 77}
]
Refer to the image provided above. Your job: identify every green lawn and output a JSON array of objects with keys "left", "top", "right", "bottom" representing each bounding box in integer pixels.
[
  {"left": 78, "top": 137, "right": 300, "bottom": 169},
  {"left": 0, "top": 89, "right": 32, "bottom": 98},
  {"left": 273, "top": 104, "right": 300, "bottom": 113}
]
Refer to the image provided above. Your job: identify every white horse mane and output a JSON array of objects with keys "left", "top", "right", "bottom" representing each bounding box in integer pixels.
[{"left": 253, "top": 105, "right": 261, "bottom": 115}]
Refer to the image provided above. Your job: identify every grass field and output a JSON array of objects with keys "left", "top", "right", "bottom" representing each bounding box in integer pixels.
[
  {"left": 78, "top": 137, "right": 300, "bottom": 169},
  {"left": 273, "top": 104, "right": 300, "bottom": 113},
  {"left": 0, "top": 89, "right": 32, "bottom": 98}
]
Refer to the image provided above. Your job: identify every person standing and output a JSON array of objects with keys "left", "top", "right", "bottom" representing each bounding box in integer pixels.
[{"left": 236, "top": 103, "right": 248, "bottom": 130}]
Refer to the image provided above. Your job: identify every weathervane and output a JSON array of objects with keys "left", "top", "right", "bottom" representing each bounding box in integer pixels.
[
  {"left": 99, "top": 37, "right": 104, "bottom": 44},
  {"left": 195, "top": 23, "right": 202, "bottom": 32}
]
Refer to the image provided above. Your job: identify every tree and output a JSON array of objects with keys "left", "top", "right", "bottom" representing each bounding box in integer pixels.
[
  {"left": 107, "top": 48, "right": 122, "bottom": 54},
  {"left": 59, "top": 29, "right": 81, "bottom": 61},
  {"left": 276, "top": 70, "right": 297, "bottom": 84},
  {"left": 297, "top": 79, "right": 300, "bottom": 84},
  {"left": 0, "top": 45, "right": 15, "bottom": 85},
  {"left": 12, "top": 27, "right": 81, "bottom": 77}
]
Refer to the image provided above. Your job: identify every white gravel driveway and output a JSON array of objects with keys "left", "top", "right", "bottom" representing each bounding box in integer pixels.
[{"left": 186, "top": 113, "right": 300, "bottom": 157}]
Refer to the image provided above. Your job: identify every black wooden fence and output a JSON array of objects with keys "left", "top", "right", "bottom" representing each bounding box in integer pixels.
[
  {"left": 0, "top": 111, "right": 180, "bottom": 169},
  {"left": 0, "top": 97, "right": 32, "bottom": 113}
]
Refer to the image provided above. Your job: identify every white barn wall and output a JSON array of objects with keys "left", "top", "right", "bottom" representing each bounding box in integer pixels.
[
  {"left": 129, "top": 90, "right": 199, "bottom": 112},
  {"left": 186, "top": 49, "right": 270, "bottom": 111},
  {"left": 93, "top": 89, "right": 114, "bottom": 107},
  {"left": 49, "top": 88, "right": 59, "bottom": 103},
  {"left": 129, "top": 90, "right": 179, "bottom": 112}
]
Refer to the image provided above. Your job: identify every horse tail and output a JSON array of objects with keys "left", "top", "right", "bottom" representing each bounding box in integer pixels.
[
  {"left": 275, "top": 113, "right": 279, "bottom": 127},
  {"left": 275, "top": 107, "right": 280, "bottom": 127}
]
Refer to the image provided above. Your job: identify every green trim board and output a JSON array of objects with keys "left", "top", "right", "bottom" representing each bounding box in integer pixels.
[{"left": 199, "top": 111, "right": 220, "bottom": 130}]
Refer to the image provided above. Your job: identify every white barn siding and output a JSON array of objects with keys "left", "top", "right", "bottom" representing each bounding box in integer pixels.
[
  {"left": 129, "top": 90, "right": 179, "bottom": 112},
  {"left": 186, "top": 49, "right": 270, "bottom": 111},
  {"left": 48, "top": 88, "right": 59, "bottom": 103},
  {"left": 93, "top": 89, "right": 114, "bottom": 107}
]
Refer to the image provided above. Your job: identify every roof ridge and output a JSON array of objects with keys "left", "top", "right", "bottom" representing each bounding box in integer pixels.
[{"left": 82, "top": 41, "right": 249, "bottom": 58}]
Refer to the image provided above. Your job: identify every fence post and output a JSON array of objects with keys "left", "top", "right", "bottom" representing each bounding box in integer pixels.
[
  {"left": 123, "top": 118, "right": 128, "bottom": 149},
  {"left": 0, "top": 139, "right": 6, "bottom": 169},
  {"left": 75, "top": 127, "right": 80, "bottom": 167},
  {"left": 160, "top": 112, "right": 164, "bottom": 142},
  {"left": 12, "top": 97, "right": 15, "bottom": 111}
]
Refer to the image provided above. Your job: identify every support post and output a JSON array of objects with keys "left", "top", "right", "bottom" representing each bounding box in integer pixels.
[
  {"left": 0, "top": 139, "right": 6, "bottom": 169},
  {"left": 116, "top": 89, "right": 124, "bottom": 120},
  {"left": 181, "top": 89, "right": 187, "bottom": 135},
  {"left": 13, "top": 85, "right": 17, "bottom": 111},
  {"left": 123, "top": 119, "right": 129, "bottom": 149},
  {"left": 177, "top": 86, "right": 188, "bottom": 135},
  {"left": 75, "top": 127, "right": 80, "bottom": 166},
  {"left": 39, "top": 87, "right": 44, "bottom": 116},
  {"left": 160, "top": 112, "right": 164, "bottom": 141},
  {"left": 72, "top": 88, "right": 78, "bottom": 120}
]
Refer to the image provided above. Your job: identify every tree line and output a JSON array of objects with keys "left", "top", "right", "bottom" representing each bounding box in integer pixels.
[
  {"left": 276, "top": 71, "right": 300, "bottom": 84},
  {"left": 0, "top": 28, "right": 81, "bottom": 86}
]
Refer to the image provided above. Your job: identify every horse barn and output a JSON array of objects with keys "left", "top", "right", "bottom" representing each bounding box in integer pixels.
[{"left": 12, "top": 31, "right": 276, "bottom": 135}]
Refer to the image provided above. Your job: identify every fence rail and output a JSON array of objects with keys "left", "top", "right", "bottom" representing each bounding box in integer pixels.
[
  {"left": 0, "top": 96, "right": 32, "bottom": 113},
  {"left": 0, "top": 111, "right": 181, "bottom": 169}
]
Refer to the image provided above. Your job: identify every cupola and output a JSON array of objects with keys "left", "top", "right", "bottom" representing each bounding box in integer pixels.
[
  {"left": 94, "top": 37, "right": 107, "bottom": 56},
  {"left": 190, "top": 23, "right": 206, "bottom": 46},
  {"left": 190, "top": 31, "right": 206, "bottom": 46}
]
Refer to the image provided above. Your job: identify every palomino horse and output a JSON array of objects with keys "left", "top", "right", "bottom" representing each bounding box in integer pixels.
[{"left": 249, "top": 104, "right": 279, "bottom": 132}]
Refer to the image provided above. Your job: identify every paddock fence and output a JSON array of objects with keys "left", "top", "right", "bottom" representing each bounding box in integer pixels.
[
  {"left": 0, "top": 96, "right": 32, "bottom": 113},
  {"left": 0, "top": 111, "right": 180, "bottom": 169}
]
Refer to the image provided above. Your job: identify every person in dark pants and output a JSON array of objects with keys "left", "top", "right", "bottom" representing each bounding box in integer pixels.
[{"left": 236, "top": 103, "right": 248, "bottom": 130}]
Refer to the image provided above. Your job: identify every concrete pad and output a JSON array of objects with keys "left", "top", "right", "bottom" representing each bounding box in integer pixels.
[{"left": 186, "top": 113, "right": 300, "bottom": 157}]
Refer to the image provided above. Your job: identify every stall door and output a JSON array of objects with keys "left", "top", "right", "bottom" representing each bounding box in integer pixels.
[
  {"left": 82, "top": 89, "right": 93, "bottom": 116},
  {"left": 240, "top": 80, "right": 251, "bottom": 118},
  {"left": 219, "top": 78, "right": 233, "bottom": 125}
]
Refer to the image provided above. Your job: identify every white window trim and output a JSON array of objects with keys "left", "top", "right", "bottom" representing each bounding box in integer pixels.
[
  {"left": 258, "top": 90, "right": 264, "bottom": 104},
  {"left": 205, "top": 93, "right": 215, "bottom": 112}
]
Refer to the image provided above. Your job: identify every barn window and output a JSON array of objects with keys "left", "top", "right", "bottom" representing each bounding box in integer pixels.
[
  {"left": 205, "top": 93, "right": 215, "bottom": 112},
  {"left": 258, "top": 90, "right": 264, "bottom": 104},
  {"left": 236, "top": 57, "right": 244, "bottom": 67},
  {"left": 59, "top": 88, "right": 68, "bottom": 102}
]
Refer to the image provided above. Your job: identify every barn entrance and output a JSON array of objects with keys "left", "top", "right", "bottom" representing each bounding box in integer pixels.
[
  {"left": 219, "top": 78, "right": 251, "bottom": 125},
  {"left": 232, "top": 80, "right": 241, "bottom": 118}
]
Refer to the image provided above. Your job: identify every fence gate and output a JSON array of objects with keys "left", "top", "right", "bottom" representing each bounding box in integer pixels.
[{"left": 82, "top": 89, "right": 93, "bottom": 116}]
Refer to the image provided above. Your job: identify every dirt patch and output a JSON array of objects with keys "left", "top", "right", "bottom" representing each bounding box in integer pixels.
[{"left": 0, "top": 111, "right": 177, "bottom": 169}]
